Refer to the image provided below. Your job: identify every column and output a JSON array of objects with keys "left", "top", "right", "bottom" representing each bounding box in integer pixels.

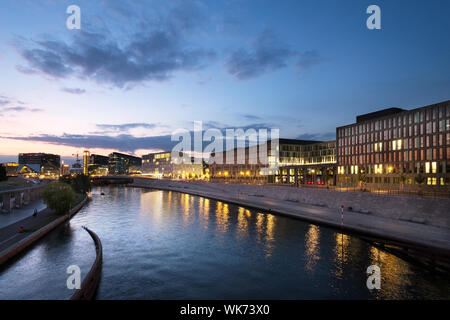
[{"left": 2, "top": 193, "right": 11, "bottom": 212}]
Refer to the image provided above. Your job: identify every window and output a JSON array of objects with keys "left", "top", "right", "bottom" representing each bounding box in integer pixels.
[{"left": 432, "top": 162, "right": 437, "bottom": 174}]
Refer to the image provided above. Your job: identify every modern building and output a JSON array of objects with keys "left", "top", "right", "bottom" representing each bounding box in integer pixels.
[
  {"left": 108, "top": 152, "right": 142, "bottom": 175},
  {"left": 84, "top": 153, "right": 109, "bottom": 176},
  {"left": 0, "top": 163, "right": 19, "bottom": 177},
  {"left": 336, "top": 100, "right": 450, "bottom": 191},
  {"left": 83, "top": 151, "right": 90, "bottom": 175},
  {"left": 18, "top": 153, "right": 60, "bottom": 178},
  {"left": 142, "top": 151, "right": 204, "bottom": 179},
  {"left": 273, "top": 140, "right": 337, "bottom": 185},
  {"left": 60, "top": 163, "right": 70, "bottom": 176},
  {"left": 209, "top": 139, "right": 327, "bottom": 184}
]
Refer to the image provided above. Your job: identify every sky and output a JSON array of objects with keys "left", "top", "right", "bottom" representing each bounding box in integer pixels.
[{"left": 0, "top": 0, "right": 449, "bottom": 164}]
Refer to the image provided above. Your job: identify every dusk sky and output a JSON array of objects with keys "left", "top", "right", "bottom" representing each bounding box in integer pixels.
[{"left": 0, "top": 0, "right": 449, "bottom": 163}]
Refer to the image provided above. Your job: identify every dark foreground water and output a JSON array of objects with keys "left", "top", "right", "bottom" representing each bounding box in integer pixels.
[{"left": 1, "top": 187, "right": 449, "bottom": 299}]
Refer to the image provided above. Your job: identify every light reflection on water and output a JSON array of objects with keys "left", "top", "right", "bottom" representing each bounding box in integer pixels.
[{"left": 0, "top": 187, "right": 449, "bottom": 300}]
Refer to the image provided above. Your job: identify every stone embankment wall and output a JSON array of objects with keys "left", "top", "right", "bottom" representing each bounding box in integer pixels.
[
  {"left": 71, "top": 227, "right": 102, "bottom": 300},
  {"left": 131, "top": 178, "right": 450, "bottom": 229}
]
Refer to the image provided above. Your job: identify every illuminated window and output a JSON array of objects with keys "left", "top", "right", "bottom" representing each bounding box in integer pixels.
[
  {"left": 425, "top": 162, "right": 430, "bottom": 174},
  {"left": 431, "top": 162, "right": 437, "bottom": 174}
]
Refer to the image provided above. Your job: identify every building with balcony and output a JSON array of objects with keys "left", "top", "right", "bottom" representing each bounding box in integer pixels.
[{"left": 336, "top": 100, "right": 450, "bottom": 191}]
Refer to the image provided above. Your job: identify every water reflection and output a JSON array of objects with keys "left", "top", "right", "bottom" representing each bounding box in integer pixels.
[
  {"left": 0, "top": 187, "right": 449, "bottom": 300},
  {"left": 305, "top": 225, "right": 320, "bottom": 273}
]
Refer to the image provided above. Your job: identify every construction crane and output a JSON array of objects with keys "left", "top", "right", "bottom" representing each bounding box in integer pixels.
[{"left": 72, "top": 152, "right": 82, "bottom": 168}]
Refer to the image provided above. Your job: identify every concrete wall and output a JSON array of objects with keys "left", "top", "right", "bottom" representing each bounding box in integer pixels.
[{"left": 132, "top": 178, "right": 450, "bottom": 229}]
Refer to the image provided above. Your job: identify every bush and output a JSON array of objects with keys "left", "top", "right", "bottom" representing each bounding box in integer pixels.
[{"left": 42, "top": 182, "right": 76, "bottom": 215}]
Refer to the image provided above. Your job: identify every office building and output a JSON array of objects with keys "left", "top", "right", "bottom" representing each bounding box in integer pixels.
[
  {"left": 336, "top": 100, "right": 450, "bottom": 190},
  {"left": 142, "top": 151, "right": 204, "bottom": 179},
  {"left": 18, "top": 153, "right": 60, "bottom": 178},
  {"left": 108, "top": 152, "right": 142, "bottom": 175},
  {"left": 274, "top": 140, "right": 337, "bottom": 185}
]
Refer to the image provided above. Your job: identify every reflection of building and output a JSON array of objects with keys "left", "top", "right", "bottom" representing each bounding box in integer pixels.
[
  {"left": 274, "top": 141, "right": 337, "bottom": 185},
  {"left": 108, "top": 152, "right": 142, "bottom": 175},
  {"left": 336, "top": 100, "right": 450, "bottom": 190},
  {"left": 142, "top": 151, "right": 204, "bottom": 179},
  {"left": 18, "top": 153, "right": 60, "bottom": 177},
  {"left": 0, "top": 163, "right": 19, "bottom": 177}
]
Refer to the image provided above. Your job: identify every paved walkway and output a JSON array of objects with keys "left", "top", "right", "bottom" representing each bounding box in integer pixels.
[
  {"left": 131, "top": 179, "right": 450, "bottom": 256},
  {"left": 0, "top": 199, "right": 46, "bottom": 229},
  {"left": 0, "top": 207, "right": 56, "bottom": 254}
]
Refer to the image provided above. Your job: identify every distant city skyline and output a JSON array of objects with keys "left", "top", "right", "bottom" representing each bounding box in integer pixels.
[{"left": 1, "top": 0, "right": 449, "bottom": 162}]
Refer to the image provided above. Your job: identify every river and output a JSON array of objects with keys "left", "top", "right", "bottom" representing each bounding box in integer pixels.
[{"left": 0, "top": 186, "right": 449, "bottom": 299}]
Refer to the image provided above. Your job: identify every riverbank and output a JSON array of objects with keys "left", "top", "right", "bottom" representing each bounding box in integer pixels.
[
  {"left": 0, "top": 194, "right": 89, "bottom": 265},
  {"left": 130, "top": 178, "right": 450, "bottom": 258}
]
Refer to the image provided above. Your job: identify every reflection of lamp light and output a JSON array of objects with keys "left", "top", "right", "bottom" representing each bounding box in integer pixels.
[{"left": 388, "top": 166, "right": 393, "bottom": 173}]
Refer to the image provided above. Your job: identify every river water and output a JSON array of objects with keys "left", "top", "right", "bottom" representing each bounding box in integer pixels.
[{"left": 0, "top": 186, "right": 449, "bottom": 299}]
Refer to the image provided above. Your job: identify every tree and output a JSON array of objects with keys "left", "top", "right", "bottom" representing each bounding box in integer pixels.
[
  {"left": 358, "top": 173, "right": 368, "bottom": 190},
  {"left": 42, "top": 182, "right": 76, "bottom": 215},
  {"left": 0, "top": 166, "right": 7, "bottom": 182},
  {"left": 70, "top": 174, "right": 91, "bottom": 194}
]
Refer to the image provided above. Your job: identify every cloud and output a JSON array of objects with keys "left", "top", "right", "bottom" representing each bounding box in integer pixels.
[
  {"left": 14, "top": 3, "right": 216, "bottom": 88},
  {"left": 0, "top": 99, "right": 10, "bottom": 106},
  {"left": 62, "top": 87, "right": 86, "bottom": 94},
  {"left": 2, "top": 133, "right": 177, "bottom": 154},
  {"left": 226, "top": 31, "right": 295, "bottom": 80},
  {"left": 241, "top": 114, "right": 262, "bottom": 121},
  {"left": 297, "top": 50, "right": 325, "bottom": 70},
  {"left": 95, "top": 123, "right": 159, "bottom": 133},
  {"left": 296, "top": 132, "right": 335, "bottom": 141}
]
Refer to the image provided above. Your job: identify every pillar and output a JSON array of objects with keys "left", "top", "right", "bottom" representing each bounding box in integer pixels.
[
  {"left": 15, "top": 192, "right": 23, "bottom": 208},
  {"left": 2, "top": 193, "right": 11, "bottom": 212},
  {"left": 23, "top": 190, "right": 30, "bottom": 205}
]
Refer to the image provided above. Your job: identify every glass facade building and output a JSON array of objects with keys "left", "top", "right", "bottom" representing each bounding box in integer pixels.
[
  {"left": 142, "top": 151, "right": 204, "bottom": 179},
  {"left": 108, "top": 152, "right": 142, "bottom": 175},
  {"left": 18, "top": 153, "right": 60, "bottom": 177}
]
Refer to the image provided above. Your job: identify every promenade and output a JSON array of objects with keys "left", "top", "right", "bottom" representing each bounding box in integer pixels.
[
  {"left": 0, "top": 199, "right": 46, "bottom": 228},
  {"left": 131, "top": 178, "right": 450, "bottom": 257},
  {"left": 0, "top": 206, "right": 56, "bottom": 254}
]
